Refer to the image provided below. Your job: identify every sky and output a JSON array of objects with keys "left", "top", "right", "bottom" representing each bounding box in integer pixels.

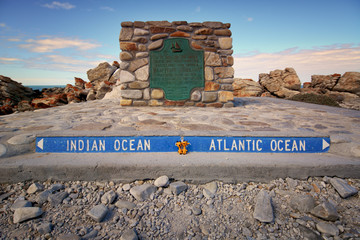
[{"left": 0, "top": 0, "right": 359, "bottom": 85}]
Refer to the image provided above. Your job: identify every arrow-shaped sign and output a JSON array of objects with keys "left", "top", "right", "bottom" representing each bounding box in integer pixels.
[
  {"left": 36, "top": 136, "right": 331, "bottom": 153},
  {"left": 322, "top": 139, "right": 330, "bottom": 150},
  {"left": 37, "top": 138, "right": 44, "bottom": 150}
]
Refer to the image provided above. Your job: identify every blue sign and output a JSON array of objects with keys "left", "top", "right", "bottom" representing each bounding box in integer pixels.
[{"left": 36, "top": 136, "right": 330, "bottom": 153}]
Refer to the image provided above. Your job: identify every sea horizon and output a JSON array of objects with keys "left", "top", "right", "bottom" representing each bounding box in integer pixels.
[{"left": 25, "top": 85, "right": 67, "bottom": 91}]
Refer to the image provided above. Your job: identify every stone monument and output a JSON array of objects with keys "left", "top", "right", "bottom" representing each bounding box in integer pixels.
[{"left": 119, "top": 21, "right": 234, "bottom": 107}]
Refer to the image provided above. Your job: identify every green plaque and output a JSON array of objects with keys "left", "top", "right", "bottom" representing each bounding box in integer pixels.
[{"left": 150, "top": 38, "right": 204, "bottom": 101}]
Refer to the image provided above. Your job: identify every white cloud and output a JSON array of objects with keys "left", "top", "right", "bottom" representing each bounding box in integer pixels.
[
  {"left": 100, "top": 6, "right": 115, "bottom": 12},
  {"left": 19, "top": 37, "right": 101, "bottom": 53},
  {"left": 42, "top": 1, "right": 75, "bottom": 10},
  {"left": 23, "top": 54, "right": 115, "bottom": 73},
  {"left": 0, "top": 23, "right": 6, "bottom": 28},
  {"left": 247, "top": 17, "right": 253, "bottom": 22},
  {"left": 233, "top": 44, "right": 360, "bottom": 83},
  {"left": 0, "top": 57, "right": 22, "bottom": 62},
  {"left": 7, "top": 38, "right": 21, "bottom": 42},
  {"left": 195, "top": 6, "right": 201, "bottom": 12}
]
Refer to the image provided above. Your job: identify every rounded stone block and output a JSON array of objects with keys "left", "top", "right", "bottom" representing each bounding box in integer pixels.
[
  {"left": 119, "top": 70, "right": 135, "bottom": 84},
  {"left": 218, "top": 91, "right": 234, "bottom": 103},
  {"left": 205, "top": 67, "right": 214, "bottom": 81},
  {"left": 191, "top": 90, "right": 202, "bottom": 102},
  {"left": 195, "top": 28, "right": 213, "bottom": 35},
  {"left": 176, "top": 25, "right": 193, "bottom": 32},
  {"left": 202, "top": 92, "right": 218, "bottom": 102},
  {"left": 120, "top": 99, "right": 133, "bottom": 106},
  {"left": 148, "top": 39, "right": 164, "bottom": 50},
  {"left": 128, "top": 81, "right": 149, "bottom": 89},
  {"left": 219, "top": 38, "right": 232, "bottom": 50},
  {"left": 151, "top": 89, "right": 164, "bottom": 99},
  {"left": 214, "top": 29, "right": 232, "bottom": 36},
  {"left": 205, "top": 81, "right": 220, "bottom": 91},
  {"left": 135, "top": 65, "right": 149, "bottom": 81},
  {"left": 120, "top": 52, "right": 133, "bottom": 61},
  {"left": 150, "top": 34, "right": 168, "bottom": 41},
  {"left": 214, "top": 67, "right": 234, "bottom": 78},
  {"left": 120, "top": 42, "right": 138, "bottom": 51},
  {"left": 149, "top": 99, "right": 163, "bottom": 106},
  {"left": 170, "top": 31, "right": 190, "bottom": 38},
  {"left": 134, "top": 28, "right": 149, "bottom": 36},
  {"left": 205, "top": 52, "right": 222, "bottom": 66},
  {"left": 120, "top": 90, "right": 142, "bottom": 99},
  {"left": 119, "top": 28, "right": 133, "bottom": 41}
]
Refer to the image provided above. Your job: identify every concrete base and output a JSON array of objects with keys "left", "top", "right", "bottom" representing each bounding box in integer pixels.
[
  {"left": 1, "top": 151, "right": 359, "bottom": 183},
  {"left": 1, "top": 97, "right": 359, "bottom": 183}
]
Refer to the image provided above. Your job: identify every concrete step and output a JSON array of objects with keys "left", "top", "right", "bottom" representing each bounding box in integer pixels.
[{"left": 1, "top": 146, "right": 359, "bottom": 183}]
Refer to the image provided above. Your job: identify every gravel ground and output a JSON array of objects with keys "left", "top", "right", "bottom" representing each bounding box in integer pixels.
[{"left": 0, "top": 176, "right": 359, "bottom": 240}]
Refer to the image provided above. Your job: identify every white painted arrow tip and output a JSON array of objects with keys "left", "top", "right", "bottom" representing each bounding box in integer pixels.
[
  {"left": 322, "top": 139, "right": 330, "bottom": 150},
  {"left": 37, "top": 138, "right": 44, "bottom": 150}
]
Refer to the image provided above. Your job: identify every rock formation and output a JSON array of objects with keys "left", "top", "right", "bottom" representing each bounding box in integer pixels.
[
  {"left": 0, "top": 75, "right": 36, "bottom": 114},
  {"left": 232, "top": 79, "right": 263, "bottom": 97},
  {"left": 258, "top": 67, "right": 301, "bottom": 98}
]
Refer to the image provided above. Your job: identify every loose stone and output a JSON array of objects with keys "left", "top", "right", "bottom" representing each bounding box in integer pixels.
[
  {"left": 123, "top": 184, "right": 131, "bottom": 191},
  {"left": 82, "top": 230, "right": 98, "bottom": 239},
  {"left": 329, "top": 177, "right": 358, "bottom": 198},
  {"left": 316, "top": 222, "right": 339, "bottom": 236},
  {"left": 130, "top": 184, "right": 157, "bottom": 201},
  {"left": 27, "top": 182, "right": 44, "bottom": 194},
  {"left": 120, "top": 228, "right": 138, "bottom": 240},
  {"left": 101, "top": 190, "right": 117, "bottom": 204},
  {"left": 253, "top": 190, "right": 274, "bottom": 223},
  {"left": 13, "top": 207, "right": 43, "bottom": 223},
  {"left": 169, "top": 181, "right": 188, "bottom": 195},
  {"left": 48, "top": 191, "right": 68, "bottom": 206},
  {"left": 36, "top": 190, "right": 53, "bottom": 204},
  {"left": 192, "top": 206, "right": 202, "bottom": 216},
  {"left": 154, "top": 175, "right": 169, "bottom": 187},
  {"left": 115, "top": 200, "right": 136, "bottom": 210},
  {"left": 87, "top": 204, "right": 108, "bottom": 222},
  {"left": 290, "top": 194, "right": 316, "bottom": 213},
  {"left": 311, "top": 201, "right": 339, "bottom": 221},
  {"left": 50, "top": 183, "right": 65, "bottom": 191},
  {"left": 36, "top": 222, "right": 53, "bottom": 234}
]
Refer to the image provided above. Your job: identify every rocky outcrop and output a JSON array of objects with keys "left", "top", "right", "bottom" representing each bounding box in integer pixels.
[
  {"left": 298, "top": 72, "right": 360, "bottom": 110},
  {"left": 86, "top": 62, "right": 119, "bottom": 99},
  {"left": 259, "top": 68, "right": 301, "bottom": 98},
  {"left": 0, "top": 75, "right": 36, "bottom": 115},
  {"left": 333, "top": 72, "right": 360, "bottom": 96},
  {"left": 232, "top": 78, "right": 263, "bottom": 97},
  {"left": 310, "top": 74, "right": 341, "bottom": 90},
  {"left": 0, "top": 61, "right": 120, "bottom": 115},
  {"left": 254, "top": 69, "right": 360, "bottom": 110}
]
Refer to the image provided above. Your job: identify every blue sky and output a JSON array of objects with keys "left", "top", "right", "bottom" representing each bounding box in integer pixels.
[{"left": 0, "top": 0, "right": 359, "bottom": 85}]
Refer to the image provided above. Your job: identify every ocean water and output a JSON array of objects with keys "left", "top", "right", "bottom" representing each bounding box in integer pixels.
[{"left": 26, "top": 85, "right": 66, "bottom": 91}]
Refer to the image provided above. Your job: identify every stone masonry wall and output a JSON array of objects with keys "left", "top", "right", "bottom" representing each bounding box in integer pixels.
[{"left": 119, "top": 21, "right": 234, "bottom": 107}]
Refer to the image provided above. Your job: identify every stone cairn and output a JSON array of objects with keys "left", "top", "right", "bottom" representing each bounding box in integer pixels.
[{"left": 118, "top": 21, "right": 234, "bottom": 107}]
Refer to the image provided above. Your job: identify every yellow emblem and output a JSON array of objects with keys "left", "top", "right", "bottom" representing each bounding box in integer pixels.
[{"left": 176, "top": 140, "right": 190, "bottom": 155}]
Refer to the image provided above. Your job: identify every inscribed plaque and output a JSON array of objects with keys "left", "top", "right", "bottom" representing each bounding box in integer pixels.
[{"left": 150, "top": 38, "right": 204, "bottom": 100}]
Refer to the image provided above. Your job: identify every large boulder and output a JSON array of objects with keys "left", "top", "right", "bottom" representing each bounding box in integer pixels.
[
  {"left": 86, "top": 62, "right": 119, "bottom": 100},
  {"left": 232, "top": 78, "right": 263, "bottom": 97},
  {"left": 0, "top": 75, "right": 36, "bottom": 114},
  {"left": 259, "top": 68, "right": 301, "bottom": 98},
  {"left": 333, "top": 72, "right": 360, "bottom": 96},
  {"left": 0, "top": 75, "right": 35, "bottom": 103},
  {"left": 311, "top": 74, "right": 341, "bottom": 90},
  {"left": 87, "top": 62, "right": 117, "bottom": 88}
]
